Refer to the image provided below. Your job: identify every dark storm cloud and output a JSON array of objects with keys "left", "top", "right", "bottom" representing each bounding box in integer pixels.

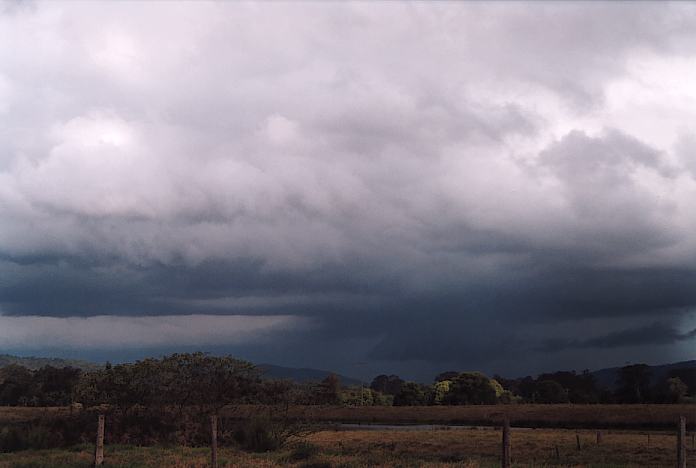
[
  {"left": 537, "top": 323, "right": 696, "bottom": 352},
  {"left": 1, "top": 2, "right": 696, "bottom": 378}
]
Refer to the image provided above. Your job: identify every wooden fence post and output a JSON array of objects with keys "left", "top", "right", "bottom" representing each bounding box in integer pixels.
[
  {"left": 211, "top": 414, "right": 218, "bottom": 468},
  {"left": 677, "top": 416, "right": 686, "bottom": 468},
  {"left": 501, "top": 417, "right": 511, "bottom": 468},
  {"left": 94, "top": 414, "right": 105, "bottom": 466}
]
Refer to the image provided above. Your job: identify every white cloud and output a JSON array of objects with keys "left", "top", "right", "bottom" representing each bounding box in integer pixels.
[{"left": 0, "top": 2, "right": 693, "bottom": 272}]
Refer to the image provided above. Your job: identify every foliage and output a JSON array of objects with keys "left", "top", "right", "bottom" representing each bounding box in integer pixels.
[
  {"left": 615, "top": 364, "right": 652, "bottom": 403},
  {"left": 444, "top": 373, "right": 498, "bottom": 405},
  {"left": 341, "top": 386, "right": 372, "bottom": 406},
  {"left": 1, "top": 352, "right": 695, "bottom": 420},
  {"left": 0, "top": 354, "right": 100, "bottom": 372},
  {"left": 0, "top": 413, "right": 95, "bottom": 452},
  {"left": 434, "top": 371, "right": 459, "bottom": 382},
  {"left": 232, "top": 415, "right": 287, "bottom": 452},
  {"left": 432, "top": 380, "right": 451, "bottom": 405},
  {"left": 534, "top": 380, "right": 569, "bottom": 404},
  {"left": 667, "top": 368, "right": 696, "bottom": 396},
  {"left": 75, "top": 352, "right": 259, "bottom": 413},
  {"left": 393, "top": 382, "right": 429, "bottom": 406},
  {"left": 287, "top": 441, "right": 320, "bottom": 461},
  {"left": 70, "top": 353, "right": 263, "bottom": 447},
  {"left": 489, "top": 379, "right": 504, "bottom": 398},
  {"left": 313, "top": 374, "right": 341, "bottom": 405},
  {"left": 369, "top": 374, "right": 404, "bottom": 396},
  {"left": 0, "top": 365, "right": 81, "bottom": 406},
  {"left": 661, "top": 377, "right": 688, "bottom": 403},
  {"left": 536, "top": 370, "right": 598, "bottom": 403},
  {"left": 0, "top": 426, "right": 688, "bottom": 467}
]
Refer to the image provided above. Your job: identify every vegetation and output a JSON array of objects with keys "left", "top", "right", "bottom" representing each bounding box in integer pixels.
[
  {"left": 2, "top": 354, "right": 695, "bottom": 411},
  {"left": 223, "top": 403, "right": 696, "bottom": 430},
  {"left": 0, "top": 427, "right": 694, "bottom": 467},
  {"left": 0, "top": 353, "right": 694, "bottom": 459},
  {"left": 0, "top": 366, "right": 81, "bottom": 407},
  {"left": 0, "top": 355, "right": 99, "bottom": 372}
]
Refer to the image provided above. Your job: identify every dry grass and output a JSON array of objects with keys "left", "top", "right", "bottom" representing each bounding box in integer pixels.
[
  {"left": 0, "top": 407, "right": 73, "bottom": 423},
  {"left": 308, "top": 427, "right": 696, "bottom": 467},
  {"left": 1, "top": 405, "right": 695, "bottom": 466},
  {"left": 3, "top": 405, "right": 695, "bottom": 429},
  {"left": 225, "top": 404, "right": 696, "bottom": 429},
  {"left": 0, "top": 428, "right": 694, "bottom": 467}
]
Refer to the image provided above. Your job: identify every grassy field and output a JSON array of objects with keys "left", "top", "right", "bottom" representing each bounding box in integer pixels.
[
  {"left": 225, "top": 404, "right": 696, "bottom": 429},
  {"left": 3, "top": 405, "right": 695, "bottom": 430},
  {"left": 0, "top": 427, "right": 694, "bottom": 467},
  {"left": 2, "top": 405, "right": 695, "bottom": 466}
]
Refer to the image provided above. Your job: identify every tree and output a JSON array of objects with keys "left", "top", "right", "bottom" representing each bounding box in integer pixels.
[
  {"left": 535, "top": 380, "right": 569, "bottom": 404},
  {"left": 444, "top": 372, "right": 498, "bottom": 405},
  {"left": 615, "top": 364, "right": 652, "bottom": 403},
  {"left": 664, "top": 377, "right": 688, "bottom": 403},
  {"left": 434, "top": 371, "right": 459, "bottom": 382},
  {"left": 393, "top": 382, "right": 428, "bottom": 406},
  {"left": 370, "top": 374, "right": 404, "bottom": 396},
  {"left": 668, "top": 368, "right": 696, "bottom": 396},
  {"left": 0, "top": 365, "right": 34, "bottom": 406},
  {"left": 432, "top": 380, "right": 451, "bottom": 405},
  {"left": 314, "top": 373, "right": 341, "bottom": 405},
  {"left": 33, "top": 366, "right": 82, "bottom": 406},
  {"left": 490, "top": 379, "right": 504, "bottom": 398},
  {"left": 75, "top": 352, "right": 259, "bottom": 413},
  {"left": 536, "top": 370, "right": 599, "bottom": 403}
]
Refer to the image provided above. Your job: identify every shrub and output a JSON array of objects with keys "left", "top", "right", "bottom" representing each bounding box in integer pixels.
[
  {"left": 0, "top": 424, "right": 66, "bottom": 452},
  {"left": 233, "top": 416, "right": 286, "bottom": 452},
  {"left": 298, "top": 463, "right": 332, "bottom": 468},
  {"left": 288, "top": 441, "right": 320, "bottom": 461}
]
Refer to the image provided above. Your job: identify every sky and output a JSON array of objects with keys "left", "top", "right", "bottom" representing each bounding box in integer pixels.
[{"left": 1, "top": 1, "right": 696, "bottom": 382}]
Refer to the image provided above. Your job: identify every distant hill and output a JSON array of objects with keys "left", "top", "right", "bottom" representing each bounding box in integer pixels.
[
  {"left": 258, "top": 363, "right": 363, "bottom": 387},
  {"left": 0, "top": 354, "right": 102, "bottom": 371},
  {"left": 591, "top": 360, "right": 696, "bottom": 389},
  {"left": 0, "top": 354, "right": 364, "bottom": 386},
  {"left": 3, "top": 352, "right": 692, "bottom": 390}
]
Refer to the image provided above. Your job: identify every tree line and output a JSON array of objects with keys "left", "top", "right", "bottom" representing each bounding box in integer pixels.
[
  {"left": 370, "top": 364, "right": 696, "bottom": 406},
  {"left": 0, "top": 355, "right": 694, "bottom": 409}
]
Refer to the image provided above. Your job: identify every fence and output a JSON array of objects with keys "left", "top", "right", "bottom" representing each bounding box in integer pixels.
[{"left": 88, "top": 413, "right": 692, "bottom": 466}]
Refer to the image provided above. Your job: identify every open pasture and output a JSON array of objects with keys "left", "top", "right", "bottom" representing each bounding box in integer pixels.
[
  {"left": 3, "top": 404, "right": 694, "bottom": 429},
  {"left": 226, "top": 404, "right": 696, "bottom": 430},
  {"left": 0, "top": 427, "right": 693, "bottom": 467}
]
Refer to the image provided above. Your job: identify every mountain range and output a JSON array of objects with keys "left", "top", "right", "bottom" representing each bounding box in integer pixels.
[{"left": 590, "top": 359, "right": 696, "bottom": 390}]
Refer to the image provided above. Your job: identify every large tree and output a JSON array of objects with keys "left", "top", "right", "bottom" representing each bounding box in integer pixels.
[
  {"left": 615, "top": 364, "right": 652, "bottom": 403},
  {"left": 444, "top": 372, "right": 498, "bottom": 405},
  {"left": 75, "top": 352, "right": 259, "bottom": 414},
  {"left": 369, "top": 374, "right": 404, "bottom": 396}
]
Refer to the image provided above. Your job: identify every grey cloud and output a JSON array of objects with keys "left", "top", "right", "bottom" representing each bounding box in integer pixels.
[
  {"left": 537, "top": 322, "right": 696, "bottom": 352},
  {"left": 1, "top": 2, "right": 696, "bottom": 377},
  {"left": 676, "top": 133, "right": 696, "bottom": 179}
]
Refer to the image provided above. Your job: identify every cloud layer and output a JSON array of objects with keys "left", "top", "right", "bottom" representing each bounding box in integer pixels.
[
  {"left": 1, "top": 2, "right": 696, "bottom": 378},
  {"left": 0, "top": 314, "right": 304, "bottom": 349}
]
